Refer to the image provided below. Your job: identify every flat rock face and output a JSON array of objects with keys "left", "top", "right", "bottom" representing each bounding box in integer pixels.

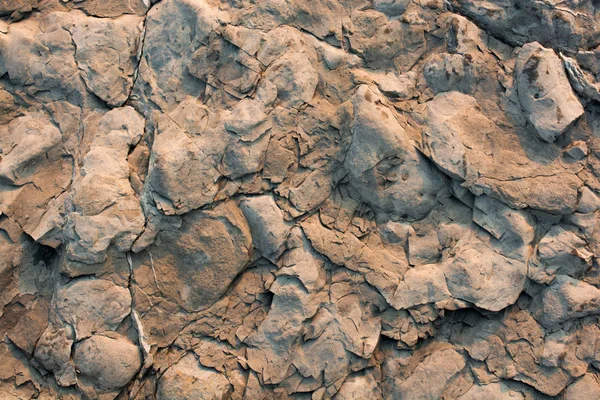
[
  {"left": 157, "top": 353, "right": 231, "bottom": 400},
  {"left": 2, "top": 0, "right": 600, "bottom": 399},
  {"left": 345, "top": 85, "right": 445, "bottom": 220},
  {"left": 148, "top": 200, "right": 252, "bottom": 312},
  {"left": 55, "top": 278, "right": 132, "bottom": 339},
  {"left": 392, "top": 348, "right": 467, "bottom": 399}
]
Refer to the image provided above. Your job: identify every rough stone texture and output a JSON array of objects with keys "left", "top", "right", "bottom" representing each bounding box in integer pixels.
[
  {"left": 1, "top": 0, "right": 600, "bottom": 399},
  {"left": 72, "top": 333, "right": 142, "bottom": 392},
  {"left": 157, "top": 352, "right": 231, "bottom": 400},
  {"left": 515, "top": 42, "right": 584, "bottom": 143}
]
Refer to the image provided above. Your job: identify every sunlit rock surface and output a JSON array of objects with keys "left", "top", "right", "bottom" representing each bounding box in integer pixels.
[{"left": 2, "top": 0, "right": 600, "bottom": 398}]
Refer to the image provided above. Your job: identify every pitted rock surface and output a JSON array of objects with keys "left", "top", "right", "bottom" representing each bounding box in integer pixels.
[{"left": 2, "top": 0, "right": 600, "bottom": 399}]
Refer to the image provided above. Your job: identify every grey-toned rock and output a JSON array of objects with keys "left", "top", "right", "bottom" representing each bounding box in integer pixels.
[
  {"left": 577, "top": 187, "right": 600, "bottom": 214},
  {"left": 55, "top": 278, "right": 131, "bottom": 339},
  {"left": 423, "top": 53, "right": 472, "bottom": 94},
  {"left": 531, "top": 275, "right": 600, "bottom": 328},
  {"left": 240, "top": 194, "right": 291, "bottom": 262},
  {"left": 65, "top": 107, "right": 145, "bottom": 264},
  {"left": 562, "top": 54, "right": 600, "bottom": 102},
  {"left": 71, "top": 15, "right": 143, "bottom": 107},
  {"left": 448, "top": 0, "right": 591, "bottom": 53},
  {"left": 515, "top": 42, "right": 584, "bottom": 142}
]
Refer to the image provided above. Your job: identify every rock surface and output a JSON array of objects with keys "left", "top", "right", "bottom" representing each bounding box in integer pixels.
[
  {"left": 515, "top": 42, "right": 584, "bottom": 143},
  {"left": 1, "top": 0, "right": 600, "bottom": 399},
  {"left": 157, "top": 352, "right": 231, "bottom": 400}
]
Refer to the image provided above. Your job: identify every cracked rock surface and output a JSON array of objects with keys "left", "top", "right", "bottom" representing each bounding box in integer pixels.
[{"left": 2, "top": 0, "right": 600, "bottom": 399}]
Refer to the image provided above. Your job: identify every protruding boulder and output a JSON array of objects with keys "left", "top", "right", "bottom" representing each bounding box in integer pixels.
[
  {"left": 473, "top": 195, "right": 535, "bottom": 260},
  {"left": 240, "top": 194, "right": 292, "bottom": 262},
  {"left": 577, "top": 187, "right": 600, "bottom": 214},
  {"left": 425, "top": 90, "right": 582, "bottom": 214},
  {"left": 66, "top": 107, "right": 145, "bottom": 264},
  {"left": 34, "top": 325, "right": 76, "bottom": 387},
  {"left": 70, "top": 15, "right": 142, "bottom": 107},
  {"left": 263, "top": 49, "right": 318, "bottom": 109},
  {"left": 136, "top": 0, "right": 224, "bottom": 109},
  {"left": 73, "top": 333, "right": 141, "bottom": 391},
  {"left": 392, "top": 264, "right": 451, "bottom": 310},
  {"left": 147, "top": 113, "right": 221, "bottom": 215},
  {"left": 538, "top": 225, "right": 592, "bottom": 278},
  {"left": 530, "top": 275, "right": 600, "bottom": 328},
  {"left": 0, "top": 114, "right": 61, "bottom": 185},
  {"left": 221, "top": 131, "right": 270, "bottom": 179},
  {"left": 515, "top": 42, "right": 584, "bottom": 142},
  {"left": 564, "top": 374, "right": 600, "bottom": 400},
  {"left": 0, "top": 112, "right": 71, "bottom": 244},
  {"left": 223, "top": 98, "right": 269, "bottom": 139},
  {"left": 443, "top": 241, "right": 528, "bottom": 312}
]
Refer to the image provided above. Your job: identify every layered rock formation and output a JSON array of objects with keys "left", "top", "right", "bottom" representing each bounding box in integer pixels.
[{"left": 1, "top": 0, "right": 600, "bottom": 398}]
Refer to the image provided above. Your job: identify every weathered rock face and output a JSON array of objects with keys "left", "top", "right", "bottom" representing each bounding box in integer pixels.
[
  {"left": 2, "top": 0, "right": 600, "bottom": 399},
  {"left": 72, "top": 333, "right": 142, "bottom": 391},
  {"left": 345, "top": 85, "right": 445, "bottom": 220},
  {"left": 515, "top": 42, "right": 584, "bottom": 143},
  {"left": 157, "top": 352, "right": 231, "bottom": 400},
  {"left": 147, "top": 200, "right": 252, "bottom": 312}
]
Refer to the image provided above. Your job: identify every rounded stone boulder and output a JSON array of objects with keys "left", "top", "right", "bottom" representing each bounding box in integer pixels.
[{"left": 73, "top": 333, "right": 141, "bottom": 391}]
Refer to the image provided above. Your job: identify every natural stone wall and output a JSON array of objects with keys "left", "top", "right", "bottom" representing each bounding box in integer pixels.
[{"left": 1, "top": 0, "right": 600, "bottom": 399}]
